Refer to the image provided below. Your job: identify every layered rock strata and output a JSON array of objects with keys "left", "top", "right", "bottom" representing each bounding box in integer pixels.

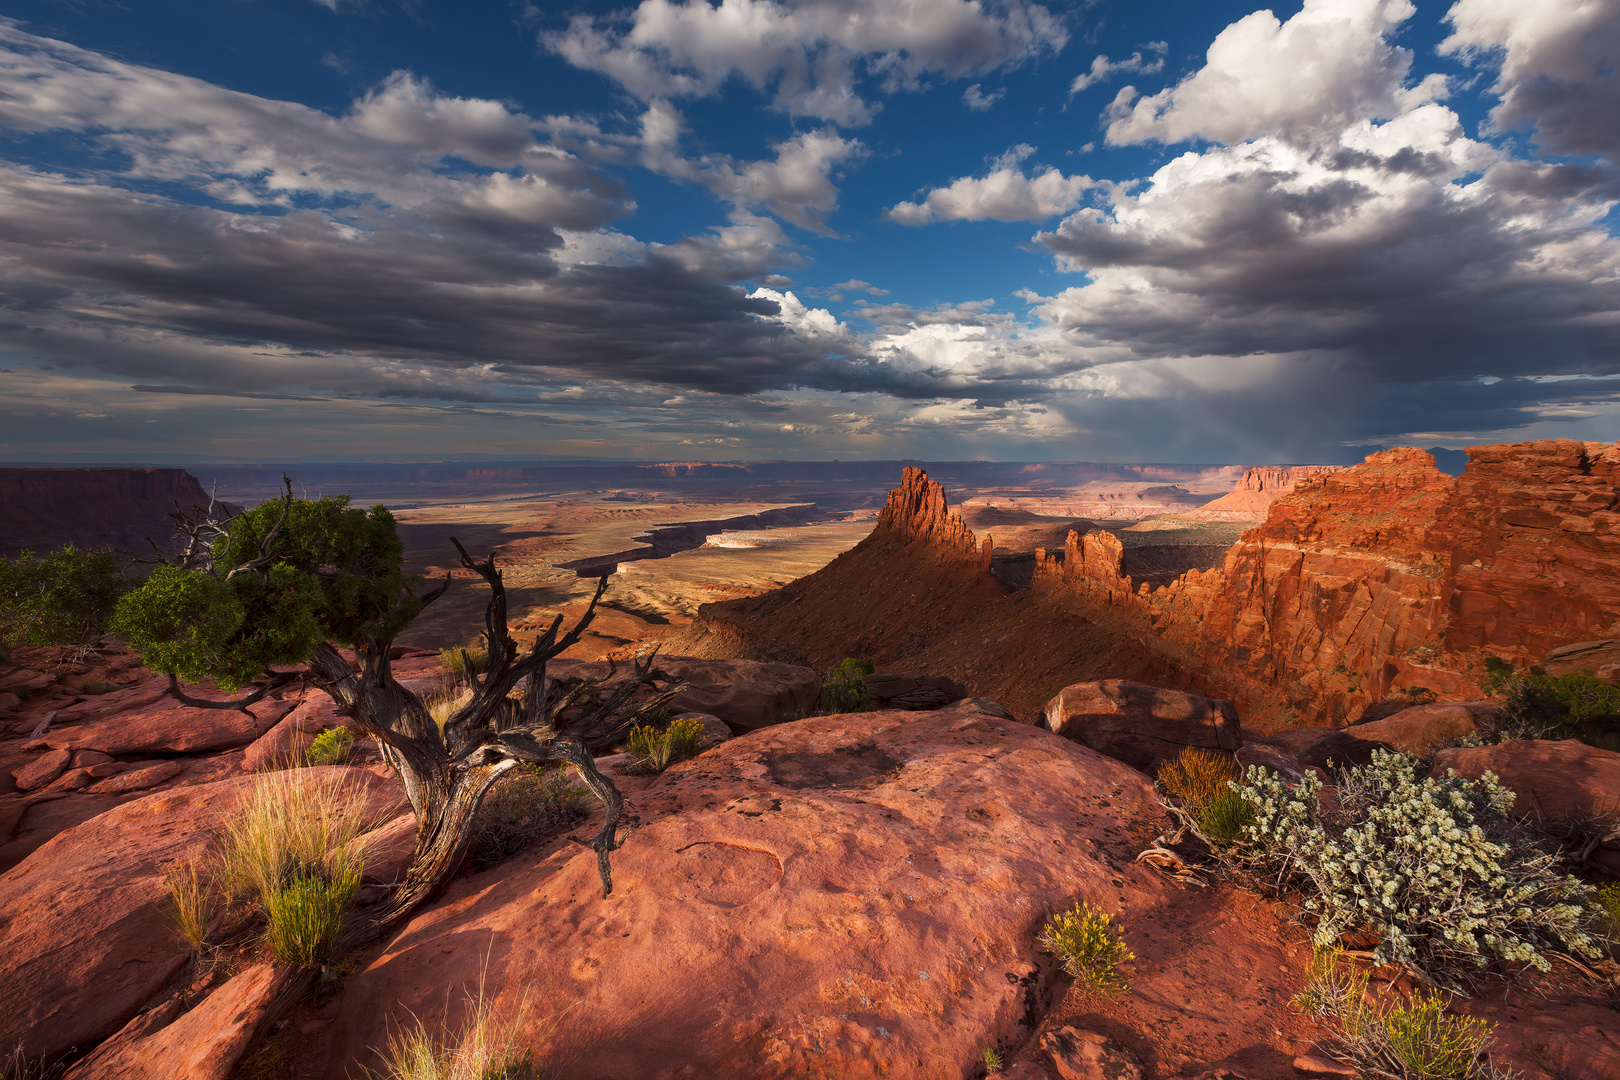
[{"left": 1182, "top": 465, "right": 1340, "bottom": 522}]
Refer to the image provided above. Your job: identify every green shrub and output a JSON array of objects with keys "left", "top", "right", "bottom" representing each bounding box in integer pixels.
[
  {"left": 982, "top": 1047, "right": 1004, "bottom": 1074},
  {"left": 1484, "top": 656, "right": 1620, "bottom": 743},
  {"left": 306, "top": 726, "right": 355, "bottom": 766},
  {"left": 626, "top": 716, "right": 706, "bottom": 773},
  {"left": 1038, "top": 901, "right": 1133, "bottom": 997},
  {"left": 263, "top": 864, "right": 361, "bottom": 967},
  {"left": 821, "top": 657, "right": 874, "bottom": 714},
  {"left": 1236, "top": 748, "right": 1601, "bottom": 986},
  {"left": 468, "top": 764, "right": 588, "bottom": 871},
  {"left": 1200, "top": 787, "right": 1257, "bottom": 846},
  {"left": 0, "top": 545, "right": 131, "bottom": 648}
]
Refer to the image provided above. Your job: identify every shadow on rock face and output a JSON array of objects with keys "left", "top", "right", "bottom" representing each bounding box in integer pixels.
[{"left": 763, "top": 742, "right": 902, "bottom": 790}]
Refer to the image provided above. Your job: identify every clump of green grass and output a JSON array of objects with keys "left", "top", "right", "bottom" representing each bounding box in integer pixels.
[
  {"left": 159, "top": 859, "right": 220, "bottom": 958},
  {"left": 1038, "top": 901, "right": 1134, "bottom": 997},
  {"left": 374, "top": 982, "right": 539, "bottom": 1080},
  {"left": 306, "top": 725, "right": 355, "bottom": 766},
  {"left": 981, "top": 1046, "right": 1005, "bottom": 1074},
  {"left": 263, "top": 864, "right": 362, "bottom": 967},
  {"left": 214, "top": 768, "right": 376, "bottom": 968},
  {"left": 820, "top": 657, "right": 874, "bottom": 714},
  {"left": 440, "top": 645, "right": 493, "bottom": 679},
  {"left": 1156, "top": 747, "right": 1255, "bottom": 845},
  {"left": 625, "top": 716, "right": 706, "bottom": 773},
  {"left": 468, "top": 765, "right": 588, "bottom": 871}
]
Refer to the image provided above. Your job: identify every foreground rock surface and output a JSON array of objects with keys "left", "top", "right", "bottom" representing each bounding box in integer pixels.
[{"left": 296, "top": 706, "right": 1187, "bottom": 1078}]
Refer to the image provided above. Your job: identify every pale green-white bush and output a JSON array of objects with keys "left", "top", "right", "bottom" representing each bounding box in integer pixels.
[{"left": 1236, "top": 748, "right": 1600, "bottom": 986}]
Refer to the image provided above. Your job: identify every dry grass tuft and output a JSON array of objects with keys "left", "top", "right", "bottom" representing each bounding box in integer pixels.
[
  {"left": 159, "top": 859, "right": 220, "bottom": 957},
  {"left": 373, "top": 981, "right": 540, "bottom": 1080}
]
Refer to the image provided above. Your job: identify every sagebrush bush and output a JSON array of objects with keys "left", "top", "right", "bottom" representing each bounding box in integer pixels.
[
  {"left": 306, "top": 725, "right": 355, "bottom": 766},
  {"left": 1237, "top": 749, "right": 1601, "bottom": 985},
  {"left": 1038, "top": 901, "right": 1133, "bottom": 996},
  {"left": 820, "top": 657, "right": 874, "bottom": 714},
  {"left": 468, "top": 764, "right": 587, "bottom": 870},
  {"left": 625, "top": 717, "right": 706, "bottom": 773}
]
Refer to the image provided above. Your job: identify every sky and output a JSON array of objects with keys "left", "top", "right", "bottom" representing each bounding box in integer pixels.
[{"left": 0, "top": 0, "right": 1617, "bottom": 464}]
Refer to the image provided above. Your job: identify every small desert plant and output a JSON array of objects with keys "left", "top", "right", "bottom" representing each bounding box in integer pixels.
[
  {"left": 373, "top": 981, "right": 538, "bottom": 1080},
  {"left": 160, "top": 859, "right": 220, "bottom": 957},
  {"left": 306, "top": 725, "right": 355, "bottom": 766},
  {"left": 468, "top": 765, "right": 588, "bottom": 871},
  {"left": 440, "top": 645, "right": 493, "bottom": 679},
  {"left": 1157, "top": 747, "right": 1254, "bottom": 845},
  {"left": 625, "top": 716, "right": 706, "bottom": 773},
  {"left": 216, "top": 768, "right": 376, "bottom": 906},
  {"left": 981, "top": 1047, "right": 1005, "bottom": 1073},
  {"left": 820, "top": 657, "right": 874, "bottom": 714},
  {"left": 263, "top": 863, "right": 362, "bottom": 967},
  {"left": 1038, "top": 901, "right": 1133, "bottom": 996},
  {"left": 1236, "top": 748, "right": 1601, "bottom": 986},
  {"left": 1596, "top": 883, "right": 1620, "bottom": 943},
  {"left": 1291, "top": 947, "right": 1368, "bottom": 1018},
  {"left": 1335, "top": 991, "right": 1506, "bottom": 1080}
]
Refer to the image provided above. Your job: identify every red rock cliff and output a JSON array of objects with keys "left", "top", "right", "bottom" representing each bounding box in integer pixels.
[
  {"left": 1091, "top": 442, "right": 1620, "bottom": 724},
  {"left": 0, "top": 468, "right": 218, "bottom": 555}
]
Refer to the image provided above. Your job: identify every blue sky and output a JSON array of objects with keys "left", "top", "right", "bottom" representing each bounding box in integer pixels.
[{"left": 1, "top": 0, "right": 1617, "bottom": 463}]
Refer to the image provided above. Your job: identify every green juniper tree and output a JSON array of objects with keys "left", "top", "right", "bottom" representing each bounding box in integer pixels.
[{"left": 113, "top": 480, "right": 679, "bottom": 949}]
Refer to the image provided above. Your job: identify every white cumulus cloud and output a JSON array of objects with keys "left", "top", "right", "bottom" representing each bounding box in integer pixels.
[{"left": 887, "top": 145, "right": 1092, "bottom": 223}]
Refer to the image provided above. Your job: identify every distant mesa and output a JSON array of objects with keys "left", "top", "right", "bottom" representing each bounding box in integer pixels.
[
  {"left": 1181, "top": 464, "right": 1340, "bottom": 523},
  {"left": 0, "top": 468, "right": 231, "bottom": 557}
]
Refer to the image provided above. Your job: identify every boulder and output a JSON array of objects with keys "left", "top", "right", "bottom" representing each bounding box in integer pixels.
[
  {"left": 12, "top": 748, "right": 70, "bottom": 791},
  {"left": 865, "top": 673, "right": 968, "bottom": 710},
  {"left": 63, "top": 963, "right": 293, "bottom": 1080},
  {"left": 1238, "top": 726, "right": 1390, "bottom": 777},
  {"left": 50, "top": 675, "right": 170, "bottom": 725},
  {"left": 1343, "top": 702, "right": 1486, "bottom": 756},
  {"left": 354, "top": 812, "right": 418, "bottom": 887},
  {"left": 25, "top": 697, "right": 293, "bottom": 756},
  {"left": 0, "top": 767, "right": 402, "bottom": 1062},
  {"left": 0, "top": 690, "right": 21, "bottom": 713},
  {"left": 1534, "top": 639, "right": 1620, "bottom": 684},
  {"left": 300, "top": 707, "right": 1184, "bottom": 1080},
  {"left": 549, "top": 657, "right": 822, "bottom": 734},
  {"left": 1043, "top": 680, "right": 1244, "bottom": 773},
  {"left": 1430, "top": 739, "right": 1620, "bottom": 828},
  {"left": 242, "top": 694, "right": 347, "bottom": 771}
]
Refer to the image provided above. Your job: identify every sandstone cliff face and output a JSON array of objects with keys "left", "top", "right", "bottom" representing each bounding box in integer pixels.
[
  {"left": 0, "top": 468, "right": 219, "bottom": 555},
  {"left": 1089, "top": 442, "right": 1620, "bottom": 725},
  {"left": 1435, "top": 439, "right": 1620, "bottom": 660},
  {"left": 1182, "top": 465, "right": 1341, "bottom": 522}
]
